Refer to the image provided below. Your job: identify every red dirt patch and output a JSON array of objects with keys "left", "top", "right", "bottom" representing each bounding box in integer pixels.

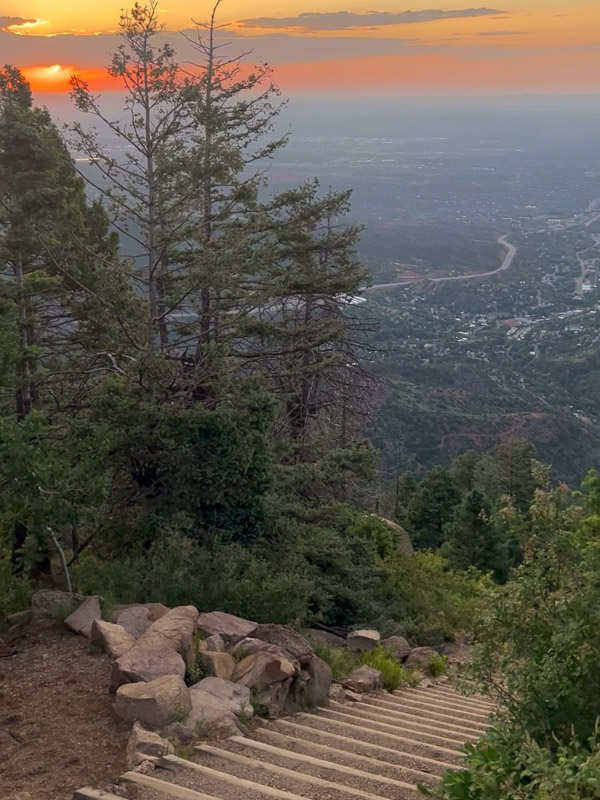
[{"left": 0, "top": 620, "right": 129, "bottom": 800}]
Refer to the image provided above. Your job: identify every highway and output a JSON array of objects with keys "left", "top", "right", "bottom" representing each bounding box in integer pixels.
[{"left": 366, "top": 234, "right": 517, "bottom": 292}]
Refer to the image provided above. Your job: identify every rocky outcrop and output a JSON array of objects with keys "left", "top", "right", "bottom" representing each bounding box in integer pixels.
[
  {"left": 233, "top": 651, "right": 296, "bottom": 691},
  {"left": 115, "top": 675, "right": 191, "bottom": 729},
  {"left": 64, "top": 596, "right": 101, "bottom": 639},
  {"left": 342, "top": 665, "right": 383, "bottom": 693},
  {"left": 405, "top": 646, "right": 438, "bottom": 674},
  {"left": 303, "top": 629, "right": 345, "bottom": 647},
  {"left": 126, "top": 722, "right": 174, "bottom": 768},
  {"left": 231, "top": 638, "right": 300, "bottom": 674},
  {"left": 91, "top": 619, "right": 136, "bottom": 660},
  {"left": 346, "top": 629, "right": 381, "bottom": 653},
  {"left": 382, "top": 635, "right": 411, "bottom": 662},
  {"left": 202, "top": 634, "right": 226, "bottom": 653},
  {"left": 196, "top": 611, "right": 257, "bottom": 644}
]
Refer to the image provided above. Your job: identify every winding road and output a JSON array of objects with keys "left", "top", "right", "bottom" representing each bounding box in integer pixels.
[{"left": 366, "top": 234, "right": 517, "bottom": 292}]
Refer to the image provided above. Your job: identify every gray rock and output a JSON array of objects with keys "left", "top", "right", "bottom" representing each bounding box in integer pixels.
[
  {"left": 126, "top": 721, "right": 174, "bottom": 768},
  {"left": 382, "top": 635, "right": 411, "bottom": 662},
  {"left": 405, "top": 646, "right": 439, "bottom": 675},
  {"left": 64, "top": 596, "right": 101, "bottom": 639},
  {"left": 115, "top": 675, "right": 191, "bottom": 729},
  {"left": 196, "top": 611, "right": 257, "bottom": 644},
  {"left": 255, "top": 678, "right": 293, "bottom": 718},
  {"left": 181, "top": 677, "right": 253, "bottom": 739},
  {"left": 253, "top": 624, "right": 314, "bottom": 666},
  {"left": 342, "top": 665, "right": 383, "bottom": 693},
  {"left": 115, "top": 606, "right": 152, "bottom": 638},
  {"left": 31, "top": 589, "right": 84, "bottom": 617},
  {"left": 303, "top": 629, "right": 345, "bottom": 647},
  {"left": 346, "top": 629, "right": 381, "bottom": 653},
  {"left": 304, "top": 656, "right": 333, "bottom": 706}
]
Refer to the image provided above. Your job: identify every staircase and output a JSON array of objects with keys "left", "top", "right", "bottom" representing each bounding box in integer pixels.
[{"left": 73, "top": 685, "right": 494, "bottom": 800}]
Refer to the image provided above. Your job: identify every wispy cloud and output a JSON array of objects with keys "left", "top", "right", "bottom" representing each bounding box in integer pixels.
[
  {"left": 237, "top": 9, "right": 507, "bottom": 32},
  {"left": 1, "top": 17, "right": 50, "bottom": 34}
]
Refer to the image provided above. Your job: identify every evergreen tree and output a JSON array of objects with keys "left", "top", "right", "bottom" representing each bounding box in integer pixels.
[
  {"left": 442, "top": 488, "right": 508, "bottom": 579},
  {"left": 406, "top": 466, "right": 460, "bottom": 549}
]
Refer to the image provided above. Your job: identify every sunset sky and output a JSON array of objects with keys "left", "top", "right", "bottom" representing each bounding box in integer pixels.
[{"left": 1, "top": 1, "right": 598, "bottom": 93}]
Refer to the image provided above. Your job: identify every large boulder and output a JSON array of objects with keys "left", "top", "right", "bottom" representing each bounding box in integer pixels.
[
  {"left": 382, "top": 635, "right": 411, "bottom": 662},
  {"left": 196, "top": 611, "right": 257, "bottom": 644},
  {"left": 346, "top": 629, "right": 381, "bottom": 653},
  {"left": 115, "top": 606, "right": 152, "bottom": 638},
  {"left": 304, "top": 656, "right": 333, "bottom": 706},
  {"left": 252, "top": 624, "right": 314, "bottom": 666},
  {"left": 31, "top": 589, "right": 85, "bottom": 618},
  {"left": 182, "top": 678, "right": 253, "bottom": 738},
  {"left": 255, "top": 678, "right": 293, "bottom": 718},
  {"left": 231, "top": 638, "right": 300, "bottom": 674},
  {"left": 202, "top": 651, "right": 235, "bottom": 681},
  {"left": 110, "top": 603, "right": 170, "bottom": 625},
  {"left": 115, "top": 675, "right": 191, "bottom": 729},
  {"left": 138, "top": 606, "right": 199, "bottom": 668},
  {"left": 233, "top": 651, "right": 296, "bottom": 691},
  {"left": 202, "top": 634, "right": 226, "bottom": 653},
  {"left": 342, "top": 665, "right": 383, "bottom": 694},
  {"left": 112, "top": 643, "right": 186, "bottom": 690},
  {"left": 303, "top": 629, "right": 345, "bottom": 647},
  {"left": 126, "top": 721, "right": 174, "bottom": 768},
  {"left": 91, "top": 619, "right": 136, "bottom": 660},
  {"left": 64, "top": 596, "right": 101, "bottom": 639},
  {"left": 405, "top": 646, "right": 438, "bottom": 675}
]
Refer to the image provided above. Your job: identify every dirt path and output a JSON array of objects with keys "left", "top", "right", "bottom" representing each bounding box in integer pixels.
[{"left": 0, "top": 620, "right": 129, "bottom": 800}]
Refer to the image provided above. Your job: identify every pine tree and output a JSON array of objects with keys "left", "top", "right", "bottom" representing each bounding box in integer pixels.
[{"left": 406, "top": 466, "right": 460, "bottom": 549}]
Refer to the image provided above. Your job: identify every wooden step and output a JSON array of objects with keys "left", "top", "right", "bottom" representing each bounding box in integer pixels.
[
  {"left": 228, "top": 734, "right": 422, "bottom": 792},
  {"left": 120, "top": 771, "right": 221, "bottom": 800},
  {"left": 273, "top": 718, "right": 457, "bottom": 770},
  {"left": 416, "top": 687, "right": 494, "bottom": 710},
  {"left": 320, "top": 707, "right": 474, "bottom": 747},
  {"left": 296, "top": 711, "right": 464, "bottom": 757},
  {"left": 376, "top": 694, "right": 491, "bottom": 722},
  {"left": 343, "top": 700, "right": 487, "bottom": 736},
  {"left": 72, "top": 790, "right": 132, "bottom": 800},
  {"left": 255, "top": 727, "right": 441, "bottom": 784}
]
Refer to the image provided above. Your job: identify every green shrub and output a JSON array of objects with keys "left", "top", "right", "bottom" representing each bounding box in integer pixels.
[
  {"left": 313, "top": 642, "right": 355, "bottom": 681},
  {"left": 428, "top": 653, "right": 448, "bottom": 677},
  {"left": 360, "top": 645, "right": 421, "bottom": 692},
  {"left": 0, "top": 552, "right": 32, "bottom": 619}
]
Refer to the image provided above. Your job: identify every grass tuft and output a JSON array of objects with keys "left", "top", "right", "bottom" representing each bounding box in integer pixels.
[{"left": 313, "top": 641, "right": 355, "bottom": 681}]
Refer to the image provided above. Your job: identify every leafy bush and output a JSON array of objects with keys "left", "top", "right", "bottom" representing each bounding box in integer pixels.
[
  {"left": 428, "top": 653, "right": 448, "bottom": 677},
  {"left": 433, "top": 724, "right": 600, "bottom": 800},
  {"left": 0, "top": 550, "right": 31, "bottom": 619},
  {"left": 313, "top": 642, "right": 355, "bottom": 681},
  {"left": 361, "top": 645, "right": 421, "bottom": 692}
]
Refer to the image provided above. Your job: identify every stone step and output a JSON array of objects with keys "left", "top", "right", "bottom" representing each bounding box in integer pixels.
[
  {"left": 295, "top": 710, "right": 464, "bottom": 758},
  {"left": 346, "top": 699, "right": 487, "bottom": 736},
  {"left": 318, "top": 707, "right": 475, "bottom": 748},
  {"left": 215, "top": 737, "right": 422, "bottom": 798},
  {"left": 378, "top": 694, "right": 491, "bottom": 723},
  {"left": 253, "top": 726, "right": 441, "bottom": 786},
  {"left": 271, "top": 718, "right": 457, "bottom": 772},
  {"left": 175, "top": 748, "right": 419, "bottom": 800}
]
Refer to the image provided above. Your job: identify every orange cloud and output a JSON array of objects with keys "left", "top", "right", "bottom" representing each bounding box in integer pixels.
[{"left": 22, "top": 64, "right": 116, "bottom": 92}]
